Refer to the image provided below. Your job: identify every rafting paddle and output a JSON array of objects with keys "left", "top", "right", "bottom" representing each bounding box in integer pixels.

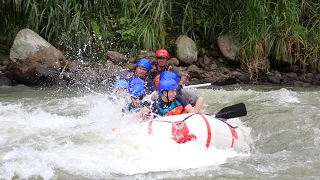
[
  {"left": 212, "top": 103, "right": 247, "bottom": 119},
  {"left": 150, "top": 103, "right": 247, "bottom": 124},
  {"left": 182, "top": 78, "right": 239, "bottom": 89}
]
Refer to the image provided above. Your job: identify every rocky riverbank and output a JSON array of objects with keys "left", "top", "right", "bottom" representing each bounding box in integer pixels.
[{"left": 0, "top": 28, "right": 320, "bottom": 88}]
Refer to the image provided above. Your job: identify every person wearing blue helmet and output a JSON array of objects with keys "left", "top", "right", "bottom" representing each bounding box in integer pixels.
[
  {"left": 122, "top": 77, "right": 149, "bottom": 115},
  {"left": 133, "top": 58, "right": 157, "bottom": 93},
  {"left": 108, "top": 79, "right": 129, "bottom": 106},
  {"left": 160, "top": 71, "right": 204, "bottom": 113},
  {"left": 150, "top": 78, "right": 194, "bottom": 117},
  {"left": 113, "top": 79, "right": 128, "bottom": 96}
]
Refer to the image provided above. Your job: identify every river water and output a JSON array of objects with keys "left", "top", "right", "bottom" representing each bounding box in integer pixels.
[{"left": 0, "top": 85, "right": 319, "bottom": 180}]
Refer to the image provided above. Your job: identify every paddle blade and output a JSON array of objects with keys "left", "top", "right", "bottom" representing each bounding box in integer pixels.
[{"left": 215, "top": 103, "right": 247, "bottom": 119}]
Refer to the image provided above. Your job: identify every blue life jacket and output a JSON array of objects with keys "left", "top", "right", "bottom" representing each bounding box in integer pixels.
[{"left": 156, "top": 100, "right": 185, "bottom": 116}]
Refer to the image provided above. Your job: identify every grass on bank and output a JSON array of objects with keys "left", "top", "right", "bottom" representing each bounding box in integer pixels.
[{"left": 0, "top": 0, "right": 320, "bottom": 76}]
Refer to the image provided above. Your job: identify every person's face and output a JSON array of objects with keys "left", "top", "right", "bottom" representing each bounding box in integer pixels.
[
  {"left": 131, "top": 95, "right": 144, "bottom": 106},
  {"left": 156, "top": 56, "right": 167, "bottom": 67},
  {"left": 163, "top": 89, "right": 176, "bottom": 101},
  {"left": 135, "top": 66, "right": 148, "bottom": 77}
]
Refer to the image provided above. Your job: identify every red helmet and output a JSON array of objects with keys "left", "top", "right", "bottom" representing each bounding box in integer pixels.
[{"left": 155, "top": 49, "right": 169, "bottom": 59}]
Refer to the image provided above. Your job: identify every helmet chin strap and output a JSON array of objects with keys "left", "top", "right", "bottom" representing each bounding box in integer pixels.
[{"left": 165, "top": 90, "right": 170, "bottom": 102}]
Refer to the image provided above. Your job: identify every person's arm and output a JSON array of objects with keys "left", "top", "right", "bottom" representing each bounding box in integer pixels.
[
  {"left": 184, "top": 104, "right": 195, "bottom": 113},
  {"left": 180, "top": 89, "right": 203, "bottom": 113},
  {"left": 179, "top": 75, "right": 187, "bottom": 85},
  {"left": 194, "top": 96, "right": 204, "bottom": 113},
  {"left": 180, "top": 89, "right": 198, "bottom": 105},
  {"left": 176, "top": 95, "right": 195, "bottom": 113},
  {"left": 170, "top": 67, "right": 187, "bottom": 84}
]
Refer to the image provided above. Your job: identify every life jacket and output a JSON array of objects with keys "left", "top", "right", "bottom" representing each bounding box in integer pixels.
[
  {"left": 152, "top": 64, "right": 172, "bottom": 88},
  {"left": 156, "top": 99, "right": 188, "bottom": 116}
]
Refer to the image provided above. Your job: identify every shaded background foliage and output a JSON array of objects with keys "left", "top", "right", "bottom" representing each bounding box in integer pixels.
[{"left": 1, "top": 0, "right": 320, "bottom": 75}]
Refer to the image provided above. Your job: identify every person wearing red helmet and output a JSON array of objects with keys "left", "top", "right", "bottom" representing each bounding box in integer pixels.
[{"left": 150, "top": 48, "right": 187, "bottom": 87}]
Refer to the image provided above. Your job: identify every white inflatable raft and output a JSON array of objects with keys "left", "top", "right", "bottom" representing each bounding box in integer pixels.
[{"left": 147, "top": 113, "right": 247, "bottom": 152}]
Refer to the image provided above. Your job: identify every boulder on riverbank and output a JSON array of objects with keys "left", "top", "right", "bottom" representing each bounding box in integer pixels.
[{"left": 9, "top": 29, "right": 67, "bottom": 85}]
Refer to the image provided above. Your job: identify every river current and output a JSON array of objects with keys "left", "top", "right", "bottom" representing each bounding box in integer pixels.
[{"left": 0, "top": 85, "right": 319, "bottom": 180}]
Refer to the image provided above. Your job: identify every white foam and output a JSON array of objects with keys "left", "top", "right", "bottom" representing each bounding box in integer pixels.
[
  {"left": 0, "top": 92, "right": 250, "bottom": 179},
  {"left": 249, "top": 88, "right": 300, "bottom": 106}
]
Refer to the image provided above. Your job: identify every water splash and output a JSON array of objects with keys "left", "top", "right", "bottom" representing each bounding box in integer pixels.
[{"left": 0, "top": 90, "right": 251, "bottom": 179}]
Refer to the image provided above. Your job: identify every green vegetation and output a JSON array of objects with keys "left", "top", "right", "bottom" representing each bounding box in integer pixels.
[{"left": 1, "top": 0, "right": 320, "bottom": 76}]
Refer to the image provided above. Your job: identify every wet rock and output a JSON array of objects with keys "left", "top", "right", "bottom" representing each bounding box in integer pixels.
[
  {"left": 232, "top": 71, "right": 250, "bottom": 83},
  {"left": 274, "top": 71, "right": 282, "bottom": 78},
  {"left": 210, "top": 63, "right": 218, "bottom": 71},
  {"left": 2, "top": 59, "right": 10, "bottom": 66},
  {"left": 304, "top": 78, "right": 313, "bottom": 84},
  {"left": 188, "top": 78, "right": 201, "bottom": 85},
  {"left": 139, "top": 50, "right": 154, "bottom": 57},
  {"left": 0, "top": 65, "right": 7, "bottom": 71},
  {"left": 125, "top": 63, "right": 136, "bottom": 70},
  {"left": 199, "top": 48, "right": 208, "bottom": 57},
  {"left": 267, "top": 75, "right": 281, "bottom": 84},
  {"left": 306, "top": 73, "right": 314, "bottom": 78},
  {"left": 303, "top": 83, "right": 311, "bottom": 87},
  {"left": 137, "top": 50, "right": 156, "bottom": 63},
  {"left": 106, "top": 51, "right": 126, "bottom": 64},
  {"left": 9, "top": 28, "right": 67, "bottom": 85},
  {"left": 67, "top": 61, "right": 79, "bottom": 72},
  {"left": 128, "top": 57, "right": 136, "bottom": 63},
  {"left": 220, "top": 67, "right": 231, "bottom": 74},
  {"left": 175, "top": 35, "right": 198, "bottom": 65},
  {"left": 0, "top": 54, "right": 10, "bottom": 65},
  {"left": 197, "top": 57, "right": 206, "bottom": 68},
  {"left": 266, "top": 71, "right": 274, "bottom": 76},
  {"left": 217, "top": 35, "right": 239, "bottom": 61},
  {"left": 0, "top": 75, "right": 11, "bottom": 86},
  {"left": 286, "top": 72, "right": 298, "bottom": 79},
  {"left": 168, "top": 58, "right": 179, "bottom": 66},
  {"left": 187, "top": 64, "right": 202, "bottom": 78},
  {"left": 294, "top": 81, "right": 304, "bottom": 87},
  {"left": 203, "top": 55, "right": 212, "bottom": 66}
]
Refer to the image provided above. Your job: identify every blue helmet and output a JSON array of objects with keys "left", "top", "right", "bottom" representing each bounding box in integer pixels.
[
  {"left": 158, "top": 78, "right": 178, "bottom": 93},
  {"left": 114, "top": 79, "right": 128, "bottom": 89},
  {"left": 128, "top": 77, "right": 146, "bottom": 97},
  {"left": 160, "top": 71, "right": 178, "bottom": 83},
  {"left": 136, "top": 58, "right": 151, "bottom": 71}
]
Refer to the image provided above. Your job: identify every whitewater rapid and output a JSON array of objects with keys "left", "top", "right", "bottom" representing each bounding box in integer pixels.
[
  {"left": 1, "top": 85, "right": 319, "bottom": 179},
  {"left": 0, "top": 87, "right": 252, "bottom": 179}
]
